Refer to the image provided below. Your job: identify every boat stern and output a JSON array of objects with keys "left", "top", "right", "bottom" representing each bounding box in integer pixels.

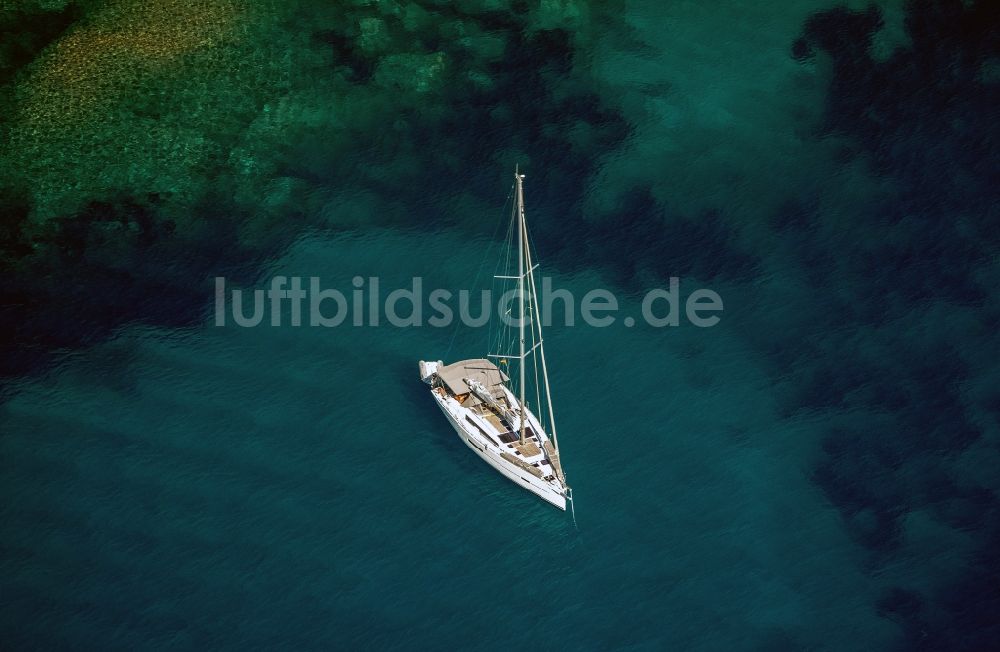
[{"left": 418, "top": 360, "right": 440, "bottom": 384}]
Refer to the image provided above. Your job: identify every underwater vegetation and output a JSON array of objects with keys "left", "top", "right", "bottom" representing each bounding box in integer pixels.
[{"left": 0, "top": 0, "right": 624, "bottom": 382}]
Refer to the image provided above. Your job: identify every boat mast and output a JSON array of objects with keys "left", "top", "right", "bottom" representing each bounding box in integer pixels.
[{"left": 516, "top": 165, "right": 527, "bottom": 445}]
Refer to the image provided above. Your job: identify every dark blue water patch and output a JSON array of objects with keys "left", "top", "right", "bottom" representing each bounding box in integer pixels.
[
  {"left": 769, "top": 193, "right": 989, "bottom": 330},
  {"left": 543, "top": 186, "right": 761, "bottom": 286},
  {"left": 935, "top": 524, "right": 1000, "bottom": 649},
  {"left": 879, "top": 518, "right": 1000, "bottom": 652},
  {"left": 313, "top": 29, "right": 377, "bottom": 83},
  {"left": 919, "top": 468, "right": 995, "bottom": 531},
  {"left": 0, "top": 184, "right": 310, "bottom": 392},
  {"left": 876, "top": 586, "right": 929, "bottom": 649},
  {"left": 795, "top": 0, "right": 1000, "bottom": 224},
  {"left": 784, "top": 3, "right": 1000, "bottom": 648},
  {"left": 813, "top": 426, "right": 908, "bottom": 552},
  {"left": 790, "top": 337, "right": 983, "bottom": 467},
  {"left": 793, "top": 5, "right": 884, "bottom": 71}
]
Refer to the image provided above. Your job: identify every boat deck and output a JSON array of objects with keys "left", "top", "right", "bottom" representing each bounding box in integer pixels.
[
  {"left": 478, "top": 409, "right": 505, "bottom": 432},
  {"left": 446, "top": 387, "right": 564, "bottom": 486},
  {"left": 513, "top": 438, "right": 541, "bottom": 457}
]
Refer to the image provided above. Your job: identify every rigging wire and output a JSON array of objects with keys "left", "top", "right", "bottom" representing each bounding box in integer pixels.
[
  {"left": 490, "top": 198, "right": 515, "bottom": 347},
  {"left": 444, "top": 184, "right": 513, "bottom": 362},
  {"left": 525, "top": 217, "right": 546, "bottom": 429},
  {"left": 489, "top": 189, "right": 517, "bottom": 386}
]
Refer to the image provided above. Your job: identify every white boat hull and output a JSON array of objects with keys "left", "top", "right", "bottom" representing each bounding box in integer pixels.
[{"left": 429, "top": 383, "right": 567, "bottom": 511}]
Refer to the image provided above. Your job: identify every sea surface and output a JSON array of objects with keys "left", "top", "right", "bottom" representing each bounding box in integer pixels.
[
  {"left": 1, "top": 1, "right": 998, "bottom": 650},
  {"left": 1, "top": 228, "right": 899, "bottom": 651}
]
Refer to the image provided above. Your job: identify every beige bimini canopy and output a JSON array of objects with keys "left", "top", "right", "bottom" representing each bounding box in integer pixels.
[{"left": 437, "top": 358, "right": 508, "bottom": 397}]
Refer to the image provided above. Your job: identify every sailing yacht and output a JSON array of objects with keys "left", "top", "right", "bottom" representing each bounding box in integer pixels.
[{"left": 418, "top": 168, "right": 571, "bottom": 510}]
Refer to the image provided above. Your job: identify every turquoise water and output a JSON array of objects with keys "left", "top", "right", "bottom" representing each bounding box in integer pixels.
[
  {"left": 3, "top": 0, "right": 999, "bottom": 649},
  {"left": 2, "top": 229, "right": 897, "bottom": 650}
]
